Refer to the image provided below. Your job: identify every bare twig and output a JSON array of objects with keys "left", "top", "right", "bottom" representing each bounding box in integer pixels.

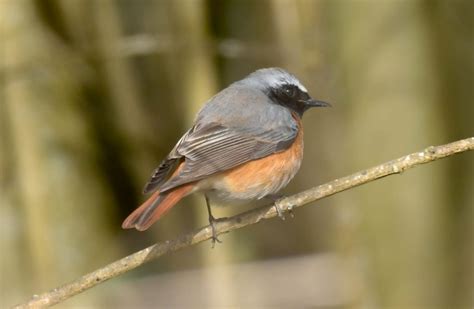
[{"left": 14, "top": 137, "right": 474, "bottom": 308}]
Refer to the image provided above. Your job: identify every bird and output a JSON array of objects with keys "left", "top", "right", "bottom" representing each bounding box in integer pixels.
[{"left": 122, "top": 67, "right": 330, "bottom": 243}]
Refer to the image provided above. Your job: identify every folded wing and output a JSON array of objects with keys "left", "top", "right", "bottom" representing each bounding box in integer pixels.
[{"left": 144, "top": 121, "right": 298, "bottom": 194}]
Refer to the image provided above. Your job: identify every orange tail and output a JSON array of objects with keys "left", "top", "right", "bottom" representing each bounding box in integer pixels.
[{"left": 122, "top": 183, "right": 194, "bottom": 231}]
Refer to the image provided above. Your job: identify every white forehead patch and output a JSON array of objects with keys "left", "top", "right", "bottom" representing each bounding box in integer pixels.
[{"left": 266, "top": 71, "right": 308, "bottom": 93}]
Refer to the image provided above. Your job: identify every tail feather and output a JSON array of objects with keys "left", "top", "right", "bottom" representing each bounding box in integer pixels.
[{"left": 122, "top": 183, "right": 194, "bottom": 231}]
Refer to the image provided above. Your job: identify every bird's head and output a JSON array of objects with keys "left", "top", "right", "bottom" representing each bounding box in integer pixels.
[{"left": 242, "top": 67, "right": 330, "bottom": 116}]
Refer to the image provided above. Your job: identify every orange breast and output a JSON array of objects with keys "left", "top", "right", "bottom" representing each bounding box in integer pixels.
[{"left": 203, "top": 116, "right": 304, "bottom": 201}]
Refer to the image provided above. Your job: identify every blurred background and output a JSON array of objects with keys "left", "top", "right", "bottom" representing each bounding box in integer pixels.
[{"left": 1, "top": 0, "right": 473, "bottom": 307}]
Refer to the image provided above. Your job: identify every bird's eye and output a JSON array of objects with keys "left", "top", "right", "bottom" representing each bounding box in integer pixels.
[{"left": 283, "top": 86, "right": 296, "bottom": 97}]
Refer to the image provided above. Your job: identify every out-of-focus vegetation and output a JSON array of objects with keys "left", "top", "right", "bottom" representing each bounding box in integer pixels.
[{"left": 1, "top": 0, "right": 472, "bottom": 307}]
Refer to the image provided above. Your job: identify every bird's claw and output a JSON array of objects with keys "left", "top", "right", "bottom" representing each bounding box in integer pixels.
[
  {"left": 274, "top": 202, "right": 286, "bottom": 220},
  {"left": 274, "top": 198, "right": 296, "bottom": 220},
  {"left": 208, "top": 215, "right": 222, "bottom": 248},
  {"left": 287, "top": 204, "right": 295, "bottom": 218}
]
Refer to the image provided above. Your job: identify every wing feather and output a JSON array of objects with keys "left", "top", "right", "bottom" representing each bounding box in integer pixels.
[{"left": 158, "top": 122, "right": 298, "bottom": 192}]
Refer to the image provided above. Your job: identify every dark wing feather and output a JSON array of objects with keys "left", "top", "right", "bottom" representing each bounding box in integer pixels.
[
  {"left": 158, "top": 122, "right": 297, "bottom": 193},
  {"left": 142, "top": 157, "right": 181, "bottom": 194}
]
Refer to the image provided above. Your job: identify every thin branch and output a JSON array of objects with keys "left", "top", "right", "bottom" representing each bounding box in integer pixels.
[{"left": 14, "top": 137, "right": 474, "bottom": 308}]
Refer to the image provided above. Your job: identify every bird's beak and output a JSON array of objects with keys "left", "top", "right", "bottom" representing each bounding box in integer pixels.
[{"left": 305, "top": 98, "right": 331, "bottom": 108}]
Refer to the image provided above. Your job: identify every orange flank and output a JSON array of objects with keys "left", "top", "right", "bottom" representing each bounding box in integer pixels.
[{"left": 220, "top": 115, "right": 304, "bottom": 197}]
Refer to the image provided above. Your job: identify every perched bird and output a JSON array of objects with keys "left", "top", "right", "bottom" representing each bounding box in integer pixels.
[{"left": 122, "top": 68, "right": 330, "bottom": 242}]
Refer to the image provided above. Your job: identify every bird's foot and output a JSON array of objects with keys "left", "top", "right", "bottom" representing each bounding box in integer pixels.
[
  {"left": 274, "top": 201, "right": 286, "bottom": 220},
  {"left": 267, "top": 194, "right": 296, "bottom": 220},
  {"left": 208, "top": 214, "right": 222, "bottom": 248},
  {"left": 205, "top": 194, "right": 222, "bottom": 248},
  {"left": 287, "top": 204, "right": 295, "bottom": 218}
]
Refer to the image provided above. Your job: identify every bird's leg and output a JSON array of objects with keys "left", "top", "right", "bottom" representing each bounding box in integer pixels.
[
  {"left": 266, "top": 194, "right": 288, "bottom": 220},
  {"left": 205, "top": 194, "right": 222, "bottom": 247}
]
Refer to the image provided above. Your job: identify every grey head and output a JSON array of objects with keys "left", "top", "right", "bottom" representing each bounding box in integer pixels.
[{"left": 236, "top": 67, "right": 330, "bottom": 117}]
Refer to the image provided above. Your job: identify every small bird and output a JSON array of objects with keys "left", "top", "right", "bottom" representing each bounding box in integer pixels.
[{"left": 122, "top": 68, "right": 329, "bottom": 242}]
